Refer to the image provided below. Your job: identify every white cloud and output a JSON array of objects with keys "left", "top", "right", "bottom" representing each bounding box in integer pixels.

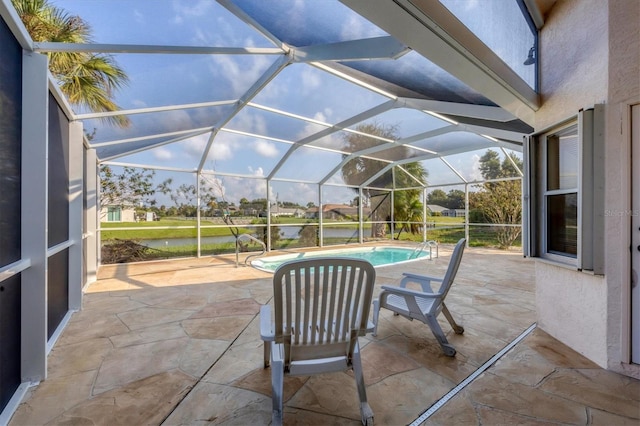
[
  {"left": 209, "top": 54, "right": 273, "bottom": 97},
  {"left": 300, "top": 67, "right": 322, "bottom": 94},
  {"left": 208, "top": 140, "right": 233, "bottom": 162},
  {"left": 171, "top": 0, "right": 211, "bottom": 20},
  {"left": 153, "top": 147, "right": 173, "bottom": 161},
  {"left": 339, "top": 14, "right": 381, "bottom": 40},
  {"left": 133, "top": 10, "right": 145, "bottom": 25},
  {"left": 183, "top": 134, "right": 208, "bottom": 157},
  {"left": 155, "top": 110, "right": 193, "bottom": 134},
  {"left": 218, "top": 174, "right": 268, "bottom": 204},
  {"left": 469, "top": 154, "right": 483, "bottom": 181},
  {"left": 280, "top": 182, "right": 315, "bottom": 204},
  {"left": 130, "top": 99, "right": 148, "bottom": 108},
  {"left": 295, "top": 111, "right": 329, "bottom": 140},
  {"left": 254, "top": 139, "right": 279, "bottom": 158},
  {"left": 248, "top": 166, "right": 265, "bottom": 177},
  {"left": 178, "top": 133, "right": 235, "bottom": 166},
  {"left": 462, "top": 0, "right": 480, "bottom": 12}
]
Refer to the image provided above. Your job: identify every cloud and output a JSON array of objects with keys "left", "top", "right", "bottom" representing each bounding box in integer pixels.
[
  {"left": 218, "top": 174, "right": 268, "bottom": 204},
  {"left": 300, "top": 67, "right": 322, "bottom": 94},
  {"left": 171, "top": 0, "right": 212, "bottom": 22},
  {"left": 208, "top": 139, "right": 233, "bottom": 162},
  {"left": 209, "top": 54, "right": 273, "bottom": 97},
  {"left": 461, "top": 0, "right": 480, "bottom": 12},
  {"left": 153, "top": 147, "right": 173, "bottom": 161},
  {"left": 248, "top": 166, "right": 265, "bottom": 177},
  {"left": 468, "top": 154, "right": 483, "bottom": 181},
  {"left": 279, "top": 182, "right": 316, "bottom": 204},
  {"left": 133, "top": 10, "right": 145, "bottom": 25},
  {"left": 148, "top": 109, "right": 194, "bottom": 134},
  {"left": 295, "top": 111, "right": 329, "bottom": 140},
  {"left": 180, "top": 133, "right": 236, "bottom": 166},
  {"left": 130, "top": 99, "right": 148, "bottom": 108},
  {"left": 254, "top": 139, "right": 279, "bottom": 158},
  {"left": 339, "top": 14, "right": 384, "bottom": 40}
]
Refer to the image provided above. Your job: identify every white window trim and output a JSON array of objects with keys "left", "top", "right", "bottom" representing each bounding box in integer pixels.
[{"left": 540, "top": 122, "right": 579, "bottom": 266}]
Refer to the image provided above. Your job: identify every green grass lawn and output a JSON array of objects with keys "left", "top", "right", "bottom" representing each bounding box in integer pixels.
[
  {"left": 99, "top": 217, "right": 519, "bottom": 264},
  {"left": 100, "top": 216, "right": 466, "bottom": 240},
  {"left": 100, "top": 219, "right": 253, "bottom": 240}
]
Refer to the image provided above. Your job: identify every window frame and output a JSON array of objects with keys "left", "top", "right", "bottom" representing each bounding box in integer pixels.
[
  {"left": 540, "top": 123, "right": 579, "bottom": 265},
  {"left": 524, "top": 105, "right": 604, "bottom": 274},
  {"left": 107, "top": 206, "right": 121, "bottom": 222}
]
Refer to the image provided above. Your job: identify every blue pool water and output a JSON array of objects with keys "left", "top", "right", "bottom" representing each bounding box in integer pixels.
[{"left": 251, "top": 246, "right": 430, "bottom": 272}]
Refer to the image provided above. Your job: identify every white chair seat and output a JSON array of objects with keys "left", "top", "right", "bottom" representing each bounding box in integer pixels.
[{"left": 385, "top": 293, "right": 436, "bottom": 317}]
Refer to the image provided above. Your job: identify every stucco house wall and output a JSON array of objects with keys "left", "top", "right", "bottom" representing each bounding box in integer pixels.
[
  {"left": 604, "top": 0, "right": 639, "bottom": 376},
  {"left": 99, "top": 206, "right": 136, "bottom": 222},
  {"left": 534, "top": 0, "right": 639, "bottom": 376}
]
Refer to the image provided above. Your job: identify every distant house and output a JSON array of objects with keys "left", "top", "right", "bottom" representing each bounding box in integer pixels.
[
  {"left": 427, "top": 204, "right": 465, "bottom": 218},
  {"left": 100, "top": 205, "right": 136, "bottom": 222},
  {"left": 442, "top": 209, "right": 466, "bottom": 218},
  {"left": 270, "top": 204, "right": 304, "bottom": 218},
  {"left": 427, "top": 204, "right": 447, "bottom": 215}
]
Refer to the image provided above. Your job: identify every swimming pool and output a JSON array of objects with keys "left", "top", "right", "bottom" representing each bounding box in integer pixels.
[{"left": 250, "top": 246, "right": 430, "bottom": 272}]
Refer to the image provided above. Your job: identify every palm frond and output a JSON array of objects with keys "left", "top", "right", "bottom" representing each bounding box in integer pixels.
[{"left": 11, "top": 0, "right": 130, "bottom": 128}]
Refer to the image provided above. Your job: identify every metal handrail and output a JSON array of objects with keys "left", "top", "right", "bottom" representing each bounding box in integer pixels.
[
  {"left": 412, "top": 240, "right": 439, "bottom": 260},
  {"left": 235, "top": 233, "right": 266, "bottom": 267}
]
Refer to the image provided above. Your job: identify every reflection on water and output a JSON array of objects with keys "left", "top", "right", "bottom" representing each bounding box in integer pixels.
[{"left": 139, "top": 226, "right": 360, "bottom": 248}]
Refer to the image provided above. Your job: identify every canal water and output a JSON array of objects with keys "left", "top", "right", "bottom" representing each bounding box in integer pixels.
[{"left": 140, "top": 226, "right": 361, "bottom": 248}]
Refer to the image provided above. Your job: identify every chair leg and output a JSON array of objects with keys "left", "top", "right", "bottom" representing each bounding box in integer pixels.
[
  {"left": 352, "top": 342, "right": 374, "bottom": 426},
  {"left": 441, "top": 303, "right": 464, "bottom": 334},
  {"left": 372, "top": 299, "right": 380, "bottom": 336},
  {"left": 263, "top": 340, "right": 271, "bottom": 368},
  {"left": 271, "top": 343, "right": 284, "bottom": 426},
  {"left": 426, "top": 314, "right": 456, "bottom": 357}
]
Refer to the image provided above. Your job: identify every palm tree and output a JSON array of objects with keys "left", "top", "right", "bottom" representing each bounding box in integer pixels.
[
  {"left": 393, "top": 161, "right": 427, "bottom": 239},
  {"left": 12, "top": 0, "right": 130, "bottom": 127},
  {"left": 341, "top": 123, "right": 427, "bottom": 238}
]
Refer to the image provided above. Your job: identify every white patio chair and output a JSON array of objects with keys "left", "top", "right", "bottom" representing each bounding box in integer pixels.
[
  {"left": 372, "top": 238, "right": 466, "bottom": 357},
  {"left": 260, "top": 257, "right": 376, "bottom": 426}
]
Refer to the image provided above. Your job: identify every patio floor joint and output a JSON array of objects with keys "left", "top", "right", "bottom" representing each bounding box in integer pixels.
[{"left": 409, "top": 322, "right": 538, "bottom": 425}]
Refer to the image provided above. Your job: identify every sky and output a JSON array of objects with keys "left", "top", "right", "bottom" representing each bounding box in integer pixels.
[{"left": 52, "top": 0, "right": 524, "bottom": 208}]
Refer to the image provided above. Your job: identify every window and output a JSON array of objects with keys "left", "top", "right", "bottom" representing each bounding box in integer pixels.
[
  {"left": 107, "top": 206, "right": 121, "bottom": 222},
  {"left": 525, "top": 106, "right": 604, "bottom": 273},
  {"left": 544, "top": 124, "right": 578, "bottom": 259}
]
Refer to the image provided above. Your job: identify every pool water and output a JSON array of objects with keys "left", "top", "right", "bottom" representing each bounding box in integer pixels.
[{"left": 251, "top": 246, "right": 430, "bottom": 272}]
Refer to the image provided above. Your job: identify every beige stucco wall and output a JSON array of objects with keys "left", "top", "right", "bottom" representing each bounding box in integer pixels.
[
  {"left": 536, "top": 0, "right": 608, "bottom": 130},
  {"left": 535, "top": 263, "right": 607, "bottom": 365},
  {"left": 534, "top": 0, "right": 640, "bottom": 375},
  {"left": 604, "top": 0, "right": 639, "bottom": 376}
]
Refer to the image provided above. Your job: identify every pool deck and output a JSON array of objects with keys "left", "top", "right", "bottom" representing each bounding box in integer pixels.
[{"left": 9, "top": 242, "right": 640, "bottom": 425}]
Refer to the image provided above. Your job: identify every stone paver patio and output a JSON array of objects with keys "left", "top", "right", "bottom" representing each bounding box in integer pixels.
[{"left": 9, "top": 243, "right": 640, "bottom": 425}]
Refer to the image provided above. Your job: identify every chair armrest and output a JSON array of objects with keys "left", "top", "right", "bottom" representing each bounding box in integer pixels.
[
  {"left": 381, "top": 285, "right": 443, "bottom": 299},
  {"left": 401, "top": 272, "right": 443, "bottom": 282},
  {"left": 260, "top": 305, "right": 275, "bottom": 341},
  {"left": 400, "top": 273, "right": 443, "bottom": 293}
]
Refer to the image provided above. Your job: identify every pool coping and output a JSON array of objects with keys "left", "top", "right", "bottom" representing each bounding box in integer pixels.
[{"left": 250, "top": 245, "right": 433, "bottom": 273}]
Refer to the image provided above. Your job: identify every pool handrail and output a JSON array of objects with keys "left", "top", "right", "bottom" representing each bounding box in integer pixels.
[
  {"left": 235, "top": 233, "right": 266, "bottom": 267},
  {"left": 412, "top": 240, "right": 439, "bottom": 260}
]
